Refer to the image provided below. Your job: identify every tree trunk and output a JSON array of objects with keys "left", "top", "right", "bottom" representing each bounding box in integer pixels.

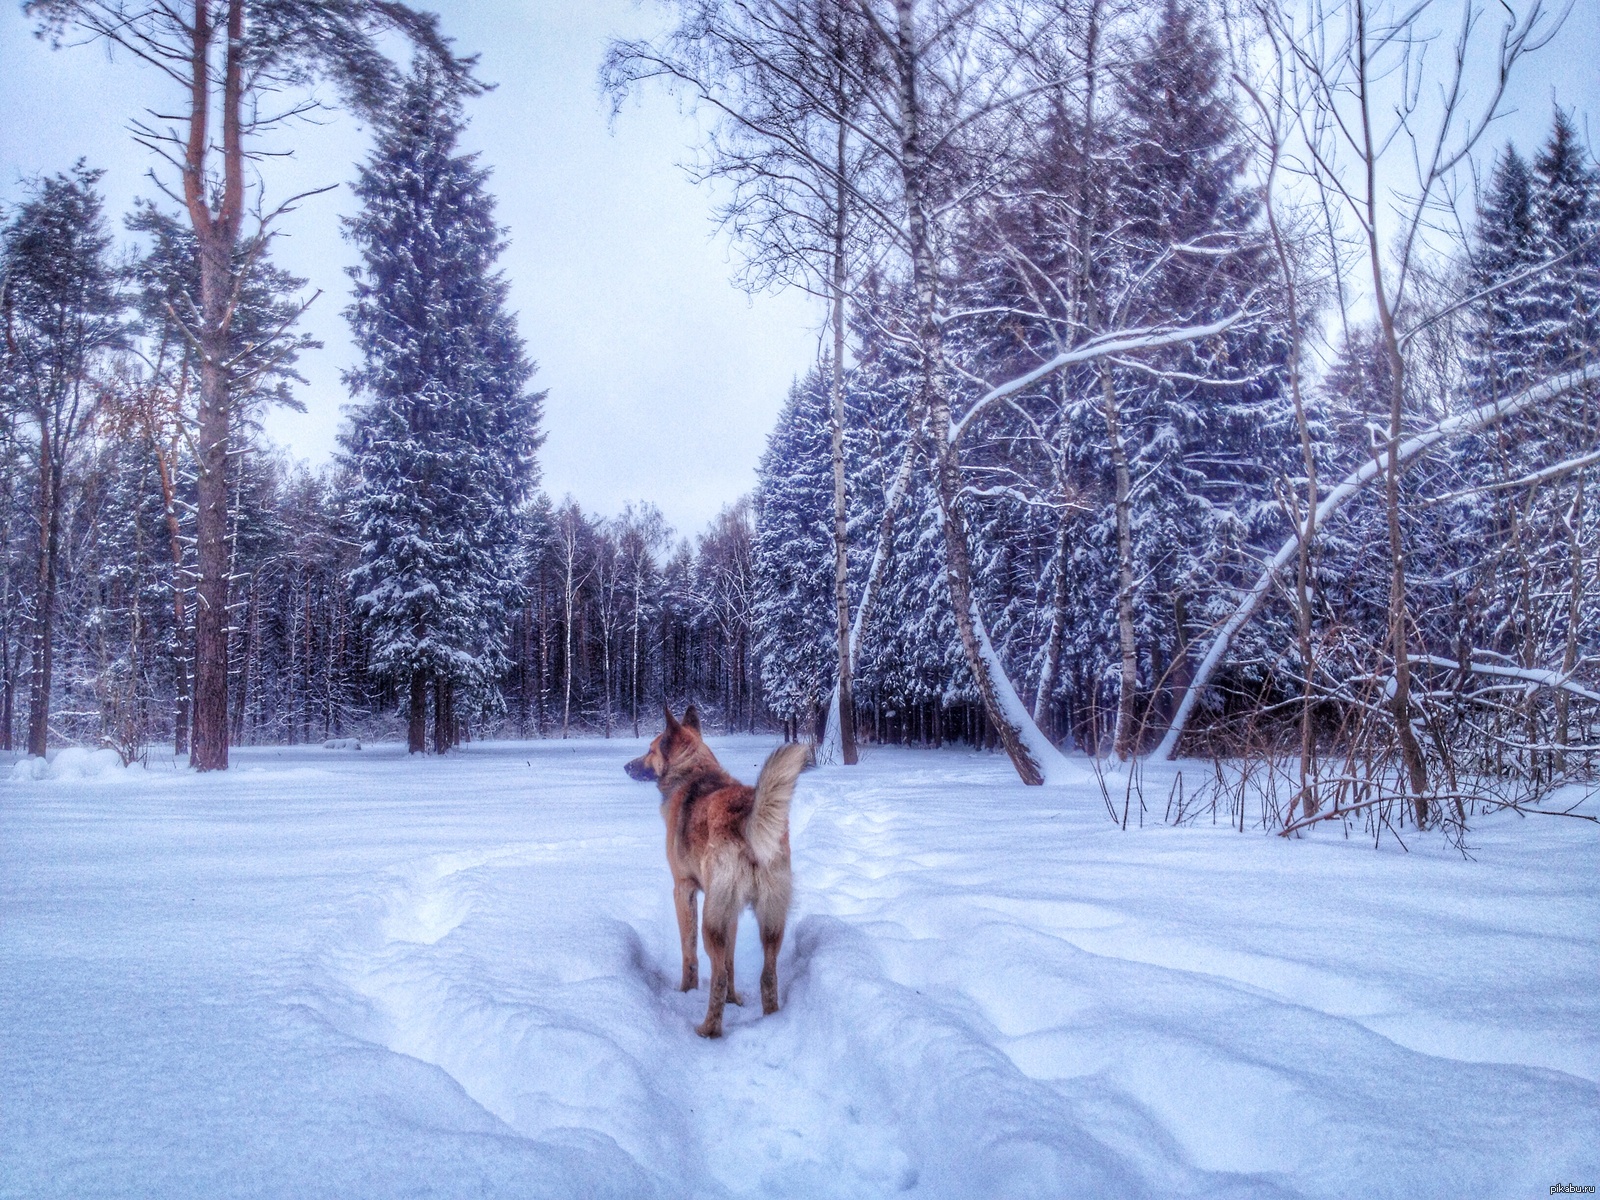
[
  {"left": 829, "top": 40, "right": 859, "bottom": 766},
  {"left": 186, "top": 1, "right": 245, "bottom": 772},
  {"left": 191, "top": 303, "right": 230, "bottom": 771},
  {"left": 25, "top": 415, "right": 59, "bottom": 758},
  {"left": 433, "top": 675, "right": 454, "bottom": 754},
  {"left": 1, "top": 641, "right": 14, "bottom": 753},
  {"left": 1357, "top": 33, "right": 1428, "bottom": 820},
  {"left": 830, "top": 255, "right": 858, "bottom": 764},
  {"left": 890, "top": 0, "right": 1043, "bottom": 785},
  {"left": 408, "top": 671, "right": 427, "bottom": 754},
  {"left": 1, "top": 397, "right": 17, "bottom": 753},
  {"left": 562, "top": 539, "right": 575, "bottom": 738},
  {"left": 631, "top": 578, "right": 641, "bottom": 737},
  {"left": 1033, "top": 515, "right": 1071, "bottom": 733},
  {"left": 823, "top": 433, "right": 915, "bottom": 755},
  {"left": 1103, "top": 368, "right": 1139, "bottom": 759}
]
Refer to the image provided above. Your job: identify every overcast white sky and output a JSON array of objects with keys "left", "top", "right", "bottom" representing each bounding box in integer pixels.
[
  {"left": 0, "top": 1, "right": 822, "bottom": 538},
  {"left": 1, "top": 1, "right": 1595, "bottom": 537}
]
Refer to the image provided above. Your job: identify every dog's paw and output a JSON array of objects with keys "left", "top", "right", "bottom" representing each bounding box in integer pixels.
[
  {"left": 726, "top": 989, "right": 744, "bottom": 1007},
  {"left": 679, "top": 970, "right": 698, "bottom": 992},
  {"left": 762, "top": 998, "right": 780, "bottom": 1016},
  {"left": 694, "top": 1018, "right": 723, "bottom": 1039}
]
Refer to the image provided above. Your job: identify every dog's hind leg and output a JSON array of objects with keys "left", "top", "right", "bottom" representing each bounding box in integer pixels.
[
  {"left": 755, "top": 872, "right": 790, "bottom": 1016},
  {"left": 674, "top": 878, "right": 699, "bottom": 991},
  {"left": 695, "top": 921, "right": 730, "bottom": 1038},
  {"left": 757, "top": 917, "right": 785, "bottom": 1017},
  {"left": 695, "top": 877, "right": 739, "bottom": 1038},
  {"left": 724, "top": 915, "right": 743, "bottom": 1006}
]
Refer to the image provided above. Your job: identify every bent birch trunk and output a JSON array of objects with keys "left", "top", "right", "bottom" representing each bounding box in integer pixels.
[{"left": 1155, "top": 363, "right": 1600, "bottom": 760}]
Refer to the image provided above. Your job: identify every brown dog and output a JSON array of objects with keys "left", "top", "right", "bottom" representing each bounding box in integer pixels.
[{"left": 625, "top": 706, "right": 808, "bottom": 1038}]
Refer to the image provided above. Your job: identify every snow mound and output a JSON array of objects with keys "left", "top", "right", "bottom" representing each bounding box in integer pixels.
[
  {"left": 323, "top": 738, "right": 363, "bottom": 751},
  {"left": 9, "top": 747, "right": 126, "bottom": 782}
]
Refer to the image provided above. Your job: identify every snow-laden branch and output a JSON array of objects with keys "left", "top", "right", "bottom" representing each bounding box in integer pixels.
[
  {"left": 1155, "top": 362, "right": 1600, "bottom": 760},
  {"left": 948, "top": 311, "right": 1249, "bottom": 445},
  {"left": 1423, "top": 447, "right": 1600, "bottom": 506},
  {"left": 1412, "top": 655, "right": 1600, "bottom": 706}
]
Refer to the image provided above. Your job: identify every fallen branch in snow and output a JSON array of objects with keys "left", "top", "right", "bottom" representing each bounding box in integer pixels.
[
  {"left": 1280, "top": 785, "right": 1598, "bottom": 836},
  {"left": 1277, "top": 786, "right": 1412, "bottom": 836},
  {"left": 1156, "top": 362, "right": 1600, "bottom": 760},
  {"left": 1476, "top": 795, "right": 1599, "bottom": 823}
]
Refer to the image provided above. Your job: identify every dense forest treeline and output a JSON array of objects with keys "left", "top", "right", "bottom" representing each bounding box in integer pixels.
[{"left": 4, "top": 0, "right": 1598, "bottom": 835}]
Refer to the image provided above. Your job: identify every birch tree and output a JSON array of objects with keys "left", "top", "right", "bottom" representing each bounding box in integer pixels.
[{"left": 607, "top": 0, "right": 887, "bottom": 763}]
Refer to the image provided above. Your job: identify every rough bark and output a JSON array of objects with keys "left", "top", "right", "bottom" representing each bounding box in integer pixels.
[
  {"left": 408, "top": 671, "right": 427, "bottom": 754},
  {"left": 433, "top": 675, "right": 455, "bottom": 754},
  {"left": 186, "top": 0, "right": 246, "bottom": 772}
]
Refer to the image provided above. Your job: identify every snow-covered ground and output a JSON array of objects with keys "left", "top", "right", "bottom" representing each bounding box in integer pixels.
[{"left": 3, "top": 736, "right": 1597, "bottom": 1198}]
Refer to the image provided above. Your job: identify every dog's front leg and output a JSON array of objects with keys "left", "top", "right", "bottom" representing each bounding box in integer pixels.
[{"left": 674, "top": 878, "right": 699, "bottom": 991}]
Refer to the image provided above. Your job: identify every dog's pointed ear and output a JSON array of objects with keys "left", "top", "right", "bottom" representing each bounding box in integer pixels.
[
  {"left": 683, "top": 704, "right": 701, "bottom": 732},
  {"left": 662, "top": 704, "right": 680, "bottom": 733}
]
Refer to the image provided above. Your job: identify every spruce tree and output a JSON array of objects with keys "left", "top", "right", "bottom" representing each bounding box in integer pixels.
[
  {"left": 1097, "top": 0, "right": 1292, "bottom": 739},
  {"left": 753, "top": 369, "right": 836, "bottom": 731},
  {"left": 1531, "top": 110, "right": 1600, "bottom": 375},
  {"left": 343, "top": 63, "right": 544, "bottom": 754},
  {"left": 1464, "top": 147, "right": 1543, "bottom": 401},
  {"left": 1, "top": 164, "right": 124, "bottom": 758}
]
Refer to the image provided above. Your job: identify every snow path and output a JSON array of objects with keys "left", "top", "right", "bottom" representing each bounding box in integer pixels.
[{"left": 3, "top": 738, "right": 1597, "bottom": 1197}]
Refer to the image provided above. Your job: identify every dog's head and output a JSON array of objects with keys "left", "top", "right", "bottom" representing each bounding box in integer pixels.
[{"left": 624, "top": 704, "right": 704, "bottom": 784}]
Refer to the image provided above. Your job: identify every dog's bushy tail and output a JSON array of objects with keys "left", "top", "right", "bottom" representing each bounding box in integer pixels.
[{"left": 748, "top": 743, "right": 809, "bottom": 864}]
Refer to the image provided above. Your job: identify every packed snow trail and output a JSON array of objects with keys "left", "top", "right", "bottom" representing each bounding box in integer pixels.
[{"left": 3, "top": 738, "right": 1597, "bottom": 1198}]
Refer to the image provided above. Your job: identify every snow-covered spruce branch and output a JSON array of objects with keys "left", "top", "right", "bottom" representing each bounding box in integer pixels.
[
  {"left": 1155, "top": 361, "right": 1600, "bottom": 760},
  {"left": 947, "top": 311, "right": 1249, "bottom": 445}
]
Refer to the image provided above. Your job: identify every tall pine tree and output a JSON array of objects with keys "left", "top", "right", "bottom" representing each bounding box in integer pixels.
[{"left": 343, "top": 62, "right": 544, "bottom": 754}]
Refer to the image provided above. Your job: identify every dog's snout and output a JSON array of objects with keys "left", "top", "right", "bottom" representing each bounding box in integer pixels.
[{"left": 624, "top": 756, "right": 656, "bottom": 782}]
